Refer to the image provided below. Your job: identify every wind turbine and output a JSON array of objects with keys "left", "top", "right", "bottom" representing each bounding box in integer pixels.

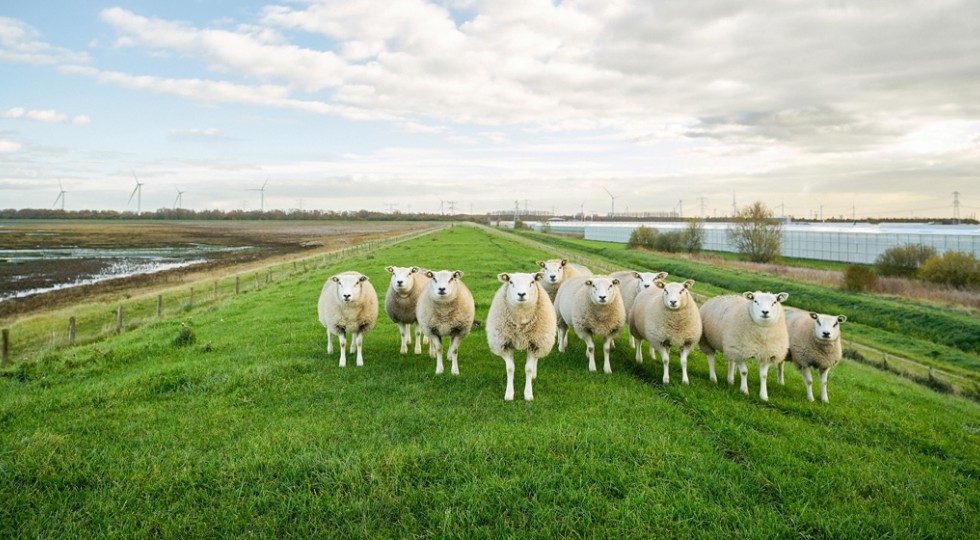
[
  {"left": 602, "top": 187, "right": 618, "bottom": 217},
  {"left": 53, "top": 179, "right": 67, "bottom": 211},
  {"left": 174, "top": 187, "right": 186, "bottom": 210},
  {"left": 248, "top": 177, "right": 269, "bottom": 212},
  {"left": 128, "top": 171, "right": 145, "bottom": 214}
]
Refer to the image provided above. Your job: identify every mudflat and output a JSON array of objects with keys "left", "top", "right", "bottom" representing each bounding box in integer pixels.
[{"left": 0, "top": 220, "right": 431, "bottom": 320}]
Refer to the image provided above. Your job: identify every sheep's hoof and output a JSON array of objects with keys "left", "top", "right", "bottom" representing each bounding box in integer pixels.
[{"left": 504, "top": 394, "right": 514, "bottom": 401}]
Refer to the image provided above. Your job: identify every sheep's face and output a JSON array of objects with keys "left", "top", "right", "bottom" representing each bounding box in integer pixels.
[
  {"left": 742, "top": 291, "right": 788, "bottom": 326},
  {"left": 499, "top": 272, "right": 542, "bottom": 306},
  {"left": 332, "top": 273, "right": 369, "bottom": 304},
  {"left": 584, "top": 277, "right": 619, "bottom": 305},
  {"left": 637, "top": 271, "right": 669, "bottom": 291},
  {"left": 386, "top": 266, "right": 418, "bottom": 294},
  {"left": 809, "top": 312, "right": 847, "bottom": 342},
  {"left": 657, "top": 279, "right": 693, "bottom": 311},
  {"left": 426, "top": 270, "right": 464, "bottom": 300},
  {"left": 537, "top": 259, "right": 568, "bottom": 284}
]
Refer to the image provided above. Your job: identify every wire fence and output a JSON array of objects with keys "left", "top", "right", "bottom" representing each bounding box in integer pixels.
[{"left": 0, "top": 226, "right": 441, "bottom": 366}]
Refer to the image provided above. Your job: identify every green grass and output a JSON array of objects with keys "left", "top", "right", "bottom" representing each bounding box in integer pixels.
[
  {"left": 2, "top": 224, "right": 979, "bottom": 538},
  {"left": 520, "top": 232, "right": 980, "bottom": 378}
]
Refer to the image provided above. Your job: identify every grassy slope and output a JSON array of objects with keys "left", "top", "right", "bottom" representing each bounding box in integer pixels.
[
  {"left": 523, "top": 232, "right": 980, "bottom": 378},
  {"left": 2, "top": 225, "right": 978, "bottom": 538}
]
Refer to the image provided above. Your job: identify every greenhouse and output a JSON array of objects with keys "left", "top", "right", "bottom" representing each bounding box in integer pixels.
[{"left": 506, "top": 221, "right": 980, "bottom": 264}]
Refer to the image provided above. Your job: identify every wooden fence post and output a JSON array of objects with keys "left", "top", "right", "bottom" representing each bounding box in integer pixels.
[
  {"left": 254, "top": 273, "right": 259, "bottom": 289},
  {"left": 116, "top": 305, "right": 124, "bottom": 333},
  {"left": 213, "top": 281, "right": 218, "bottom": 299},
  {"left": 156, "top": 295, "right": 162, "bottom": 317},
  {"left": 68, "top": 317, "right": 76, "bottom": 345},
  {"left": 235, "top": 276, "right": 240, "bottom": 294},
  {"left": 1, "top": 329, "right": 9, "bottom": 366},
  {"left": 189, "top": 288, "right": 194, "bottom": 307},
  {"left": 266, "top": 270, "right": 272, "bottom": 284}
]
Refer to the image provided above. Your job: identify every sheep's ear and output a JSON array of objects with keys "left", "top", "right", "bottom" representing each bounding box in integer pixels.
[
  {"left": 612, "top": 278, "right": 620, "bottom": 285},
  {"left": 536, "top": 260, "right": 546, "bottom": 268},
  {"left": 425, "top": 271, "right": 434, "bottom": 278},
  {"left": 560, "top": 259, "right": 568, "bottom": 266},
  {"left": 631, "top": 271, "right": 640, "bottom": 278},
  {"left": 385, "top": 266, "right": 395, "bottom": 273},
  {"left": 533, "top": 272, "right": 544, "bottom": 282},
  {"left": 453, "top": 270, "right": 464, "bottom": 279},
  {"left": 410, "top": 266, "right": 419, "bottom": 274},
  {"left": 584, "top": 279, "right": 593, "bottom": 286},
  {"left": 743, "top": 292, "right": 755, "bottom": 300},
  {"left": 776, "top": 292, "right": 789, "bottom": 303},
  {"left": 837, "top": 315, "right": 848, "bottom": 324},
  {"left": 683, "top": 279, "right": 694, "bottom": 289},
  {"left": 359, "top": 275, "right": 369, "bottom": 282},
  {"left": 658, "top": 272, "right": 669, "bottom": 280},
  {"left": 331, "top": 276, "right": 340, "bottom": 283},
  {"left": 809, "top": 312, "right": 819, "bottom": 320},
  {"left": 498, "top": 273, "right": 510, "bottom": 283},
  {"left": 655, "top": 280, "right": 666, "bottom": 289}
]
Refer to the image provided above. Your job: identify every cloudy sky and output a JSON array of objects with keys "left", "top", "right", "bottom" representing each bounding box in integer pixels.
[{"left": 1, "top": 0, "right": 978, "bottom": 218}]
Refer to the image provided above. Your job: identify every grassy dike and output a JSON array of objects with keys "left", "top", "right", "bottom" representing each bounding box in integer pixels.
[{"left": 2, "top": 224, "right": 978, "bottom": 538}]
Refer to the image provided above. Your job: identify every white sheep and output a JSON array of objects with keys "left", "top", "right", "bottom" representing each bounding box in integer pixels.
[
  {"left": 554, "top": 275, "right": 626, "bottom": 374},
  {"left": 699, "top": 291, "right": 790, "bottom": 401},
  {"left": 384, "top": 265, "right": 430, "bottom": 355},
  {"left": 317, "top": 271, "right": 379, "bottom": 367},
  {"left": 630, "top": 279, "right": 702, "bottom": 384},
  {"left": 611, "top": 270, "right": 669, "bottom": 348},
  {"left": 416, "top": 269, "right": 475, "bottom": 375},
  {"left": 486, "top": 272, "right": 557, "bottom": 401},
  {"left": 536, "top": 258, "right": 593, "bottom": 302},
  {"left": 780, "top": 309, "right": 848, "bottom": 403}
]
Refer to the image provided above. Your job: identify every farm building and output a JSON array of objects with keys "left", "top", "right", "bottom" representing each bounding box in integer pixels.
[{"left": 501, "top": 221, "right": 980, "bottom": 264}]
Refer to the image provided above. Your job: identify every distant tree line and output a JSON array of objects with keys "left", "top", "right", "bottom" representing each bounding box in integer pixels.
[{"left": 0, "top": 208, "right": 485, "bottom": 222}]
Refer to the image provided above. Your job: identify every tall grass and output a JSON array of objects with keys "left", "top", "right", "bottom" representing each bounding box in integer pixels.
[{"left": 1, "top": 225, "right": 978, "bottom": 538}]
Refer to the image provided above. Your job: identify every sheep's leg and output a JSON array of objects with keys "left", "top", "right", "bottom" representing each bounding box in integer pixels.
[
  {"left": 738, "top": 361, "right": 749, "bottom": 395},
  {"left": 585, "top": 334, "right": 596, "bottom": 372},
  {"left": 819, "top": 367, "right": 830, "bottom": 403},
  {"left": 398, "top": 323, "right": 409, "bottom": 354},
  {"left": 414, "top": 324, "right": 424, "bottom": 355},
  {"left": 706, "top": 351, "right": 717, "bottom": 383},
  {"left": 448, "top": 335, "right": 462, "bottom": 376},
  {"left": 524, "top": 354, "right": 538, "bottom": 401},
  {"left": 727, "top": 357, "right": 736, "bottom": 386},
  {"left": 502, "top": 350, "right": 516, "bottom": 401},
  {"left": 800, "top": 366, "right": 815, "bottom": 402},
  {"left": 629, "top": 333, "right": 635, "bottom": 349},
  {"left": 635, "top": 339, "right": 644, "bottom": 363},
  {"left": 354, "top": 332, "right": 364, "bottom": 367},
  {"left": 679, "top": 346, "right": 691, "bottom": 384},
  {"left": 557, "top": 326, "right": 568, "bottom": 353},
  {"left": 326, "top": 328, "right": 334, "bottom": 355},
  {"left": 338, "top": 334, "right": 348, "bottom": 368},
  {"left": 433, "top": 337, "right": 444, "bottom": 375},
  {"left": 349, "top": 337, "right": 356, "bottom": 354},
  {"left": 602, "top": 336, "right": 613, "bottom": 374},
  {"left": 759, "top": 362, "right": 771, "bottom": 401},
  {"left": 777, "top": 362, "right": 785, "bottom": 385},
  {"left": 658, "top": 346, "right": 671, "bottom": 384}
]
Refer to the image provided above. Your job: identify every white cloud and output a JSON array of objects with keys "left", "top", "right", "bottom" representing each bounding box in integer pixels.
[
  {"left": 170, "top": 128, "right": 223, "bottom": 138},
  {"left": 0, "top": 17, "right": 90, "bottom": 65},
  {"left": 1, "top": 107, "right": 90, "bottom": 125},
  {"left": 0, "top": 139, "right": 22, "bottom": 152}
]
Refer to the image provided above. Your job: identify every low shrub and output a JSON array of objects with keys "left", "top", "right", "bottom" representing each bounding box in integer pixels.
[
  {"left": 627, "top": 225, "right": 658, "bottom": 249},
  {"left": 919, "top": 251, "right": 980, "bottom": 289},
  {"left": 842, "top": 265, "right": 877, "bottom": 292},
  {"left": 875, "top": 244, "right": 936, "bottom": 277}
]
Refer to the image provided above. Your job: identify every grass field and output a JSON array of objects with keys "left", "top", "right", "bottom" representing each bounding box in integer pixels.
[{"left": 2, "top": 224, "right": 979, "bottom": 538}]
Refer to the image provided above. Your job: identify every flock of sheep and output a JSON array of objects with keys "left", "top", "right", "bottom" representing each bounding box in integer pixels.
[{"left": 317, "top": 259, "right": 847, "bottom": 403}]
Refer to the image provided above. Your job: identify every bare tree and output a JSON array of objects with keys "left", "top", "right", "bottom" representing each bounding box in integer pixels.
[{"left": 727, "top": 202, "right": 782, "bottom": 262}]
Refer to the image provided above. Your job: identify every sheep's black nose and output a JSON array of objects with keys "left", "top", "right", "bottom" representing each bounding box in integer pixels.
[
  {"left": 438, "top": 287, "right": 446, "bottom": 294},
  {"left": 343, "top": 294, "right": 351, "bottom": 300},
  {"left": 822, "top": 331, "right": 831, "bottom": 338},
  {"left": 643, "top": 284, "right": 650, "bottom": 288},
  {"left": 761, "top": 310, "right": 770, "bottom": 317},
  {"left": 599, "top": 295, "right": 606, "bottom": 302},
  {"left": 670, "top": 300, "right": 678, "bottom": 307},
  {"left": 396, "top": 280, "right": 403, "bottom": 286},
  {"left": 517, "top": 292, "right": 526, "bottom": 299}
]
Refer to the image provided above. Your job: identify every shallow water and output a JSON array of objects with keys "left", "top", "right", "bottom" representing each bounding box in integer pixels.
[{"left": 0, "top": 244, "right": 251, "bottom": 301}]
